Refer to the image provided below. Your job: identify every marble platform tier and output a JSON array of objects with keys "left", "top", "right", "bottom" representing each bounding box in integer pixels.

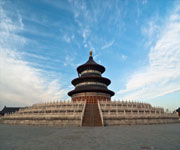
[
  {"left": 0, "top": 100, "right": 179, "bottom": 126},
  {"left": 98, "top": 101, "right": 179, "bottom": 126},
  {"left": 0, "top": 101, "right": 86, "bottom": 127}
]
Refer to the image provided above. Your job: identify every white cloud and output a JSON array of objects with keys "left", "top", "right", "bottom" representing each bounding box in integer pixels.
[
  {"left": 118, "top": 5, "right": 180, "bottom": 100},
  {"left": 0, "top": 6, "right": 26, "bottom": 49},
  {"left": 21, "top": 52, "right": 48, "bottom": 60},
  {"left": 121, "top": 55, "right": 127, "bottom": 61},
  {"left": 142, "top": 0, "right": 148, "bottom": 5},
  {"left": 0, "top": 49, "right": 67, "bottom": 107},
  {"left": 63, "top": 34, "right": 75, "bottom": 43},
  {"left": 63, "top": 34, "right": 71, "bottom": 43},
  {"left": 63, "top": 55, "right": 75, "bottom": 67},
  {"left": 101, "top": 40, "right": 114, "bottom": 50},
  {"left": 0, "top": 4, "right": 67, "bottom": 109},
  {"left": 42, "top": 0, "right": 72, "bottom": 13},
  {"left": 71, "top": 34, "right": 75, "bottom": 39},
  {"left": 84, "top": 44, "right": 87, "bottom": 48},
  {"left": 142, "top": 20, "right": 159, "bottom": 38},
  {"left": 68, "top": 0, "right": 92, "bottom": 48},
  {"left": 82, "top": 27, "right": 90, "bottom": 46},
  {"left": 141, "top": 15, "right": 161, "bottom": 47}
]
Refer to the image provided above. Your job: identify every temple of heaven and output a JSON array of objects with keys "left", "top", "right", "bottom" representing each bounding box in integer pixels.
[
  {"left": 0, "top": 51, "right": 179, "bottom": 126},
  {"left": 68, "top": 51, "right": 114, "bottom": 104}
]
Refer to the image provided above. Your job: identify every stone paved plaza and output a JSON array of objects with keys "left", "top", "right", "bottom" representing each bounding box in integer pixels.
[{"left": 0, "top": 123, "right": 180, "bottom": 150}]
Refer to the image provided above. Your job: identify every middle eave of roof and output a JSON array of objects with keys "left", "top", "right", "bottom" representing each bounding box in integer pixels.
[{"left": 72, "top": 76, "right": 111, "bottom": 86}]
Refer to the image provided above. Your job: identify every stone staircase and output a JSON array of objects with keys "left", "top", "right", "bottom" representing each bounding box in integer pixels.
[{"left": 82, "top": 104, "right": 102, "bottom": 126}]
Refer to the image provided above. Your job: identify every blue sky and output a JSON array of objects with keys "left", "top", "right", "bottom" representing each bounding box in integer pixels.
[{"left": 0, "top": 0, "right": 180, "bottom": 111}]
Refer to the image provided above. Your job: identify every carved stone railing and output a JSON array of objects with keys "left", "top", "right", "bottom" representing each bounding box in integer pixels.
[
  {"left": 80, "top": 101, "right": 86, "bottom": 126},
  {"left": 98, "top": 100, "right": 104, "bottom": 126}
]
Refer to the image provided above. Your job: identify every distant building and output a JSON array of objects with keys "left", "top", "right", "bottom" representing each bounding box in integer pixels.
[
  {"left": 0, "top": 106, "right": 22, "bottom": 116},
  {"left": 176, "top": 108, "right": 180, "bottom": 119}
]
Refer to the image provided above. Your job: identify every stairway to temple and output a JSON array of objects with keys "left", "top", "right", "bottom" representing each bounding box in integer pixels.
[{"left": 82, "top": 104, "right": 102, "bottom": 126}]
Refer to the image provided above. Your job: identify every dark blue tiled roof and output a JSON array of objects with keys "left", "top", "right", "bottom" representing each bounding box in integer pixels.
[
  {"left": 176, "top": 107, "right": 180, "bottom": 112},
  {"left": 0, "top": 106, "right": 22, "bottom": 115}
]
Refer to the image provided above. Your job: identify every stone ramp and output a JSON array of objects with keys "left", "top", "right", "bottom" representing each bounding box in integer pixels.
[{"left": 82, "top": 104, "right": 102, "bottom": 126}]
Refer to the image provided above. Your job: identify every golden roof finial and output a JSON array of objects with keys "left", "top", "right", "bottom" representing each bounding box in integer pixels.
[{"left": 89, "top": 50, "right": 92, "bottom": 57}]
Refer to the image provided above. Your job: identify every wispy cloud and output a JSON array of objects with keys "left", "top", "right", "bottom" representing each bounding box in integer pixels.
[
  {"left": 142, "top": 0, "right": 148, "bottom": 5},
  {"left": 118, "top": 5, "right": 180, "bottom": 100},
  {"left": 67, "top": 0, "right": 125, "bottom": 52},
  {"left": 64, "top": 55, "right": 76, "bottom": 67},
  {"left": 101, "top": 40, "right": 114, "bottom": 50},
  {"left": 21, "top": 52, "right": 48, "bottom": 60},
  {"left": 68, "top": 0, "right": 92, "bottom": 48},
  {"left": 121, "top": 54, "right": 127, "bottom": 61},
  {"left": 63, "top": 34, "right": 75, "bottom": 43},
  {"left": 42, "top": 0, "right": 72, "bottom": 13},
  {"left": 0, "top": 49, "right": 67, "bottom": 105},
  {"left": 63, "top": 34, "right": 71, "bottom": 43},
  {"left": 0, "top": 6, "right": 26, "bottom": 49},
  {"left": 0, "top": 4, "right": 67, "bottom": 109},
  {"left": 82, "top": 27, "right": 90, "bottom": 46},
  {"left": 141, "top": 14, "right": 161, "bottom": 47}
]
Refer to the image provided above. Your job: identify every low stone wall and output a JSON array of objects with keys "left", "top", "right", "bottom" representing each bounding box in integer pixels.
[
  {"left": 104, "top": 118, "right": 179, "bottom": 126},
  {"left": 1, "top": 119, "right": 81, "bottom": 127}
]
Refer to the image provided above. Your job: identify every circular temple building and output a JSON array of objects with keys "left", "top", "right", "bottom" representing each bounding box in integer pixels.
[{"left": 68, "top": 51, "right": 114, "bottom": 104}]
